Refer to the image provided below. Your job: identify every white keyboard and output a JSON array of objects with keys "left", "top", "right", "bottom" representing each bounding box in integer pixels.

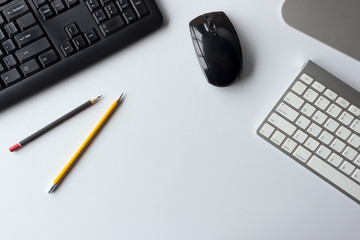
[{"left": 257, "top": 60, "right": 360, "bottom": 204}]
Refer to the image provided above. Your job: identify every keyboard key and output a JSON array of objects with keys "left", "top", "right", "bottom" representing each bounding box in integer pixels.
[
  {"left": 282, "top": 138, "right": 297, "bottom": 153},
  {"left": 336, "top": 97, "right": 350, "bottom": 108},
  {"left": 295, "top": 115, "right": 310, "bottom": 129},
  {"left": 342, "top": 146, "right": 358, "bottom": 161},
  {"left": 259, "top": 123, "right": 275, "bottom": 138},
  {"left": 131, "top": 0, "right": 149, "bottom": 18},
  {"left": 324, "top": 89, "right": 337, "bottom": 100},
  {"left": 314, "top": 96, "right": 330, "bottom": 110},
  {"left": 60, "top": 41, "right": 75, "bottom": 57},
  {"left": 39, "top": 5, "right": 54, "bottom": 20},
  {"left": 338, "top": 112, "right": 354, "bottom": 125},
  {"left": 14, "top": 26, "right": 43, "bottom": 48},
  {"left": 16, "top": 13, "right": 36, "bottom": 31},
  {"left": 292, "top": 81, "right": 307, "bottom": 95},
  {"left": 324, "top": 118, "right": 340, "bottom": 132},
  {"left": 3, "top": 54, "right": 17, "bottom": 69},
  {"left": 293, "top": 129, "right": 308, "bottom": 144},
  {"left": 3, "top": 1, "right": 29, "bottom": 21},
  {"left": 316, "top": 145, "right": 331, "bottom": 159},
  {"left": 303, "top": 89, "right": 318, "bottom": 102},
  {"left": 293, "top": 146, "right": 311, "bottom": 163},
  {"left": 268, "top": 113, "right": 297, "bottom": 136},
  {"left": 123, "top": 8, "right": 138, "bottom": 24},
  {"left": 328, "top": 153, "right": 343, "bottom": 167},
  {"left": 65, "top": 23, "right": 80, "bottom": 38},
  {"left": 327, "top": 104, "right": 342, "bottom": 118},
  {"left": 348, "top": 105, "right": 360, "bottom": 116},
  {"left": 93, "top": 9, "right": 107, "bottom": 24},
  {"left": 20, "top": 59, "right": 40, "bottom": 77},
  {"left": 15, "top": 38, "right": 51, "bottom": 63},
  {"left": 312, "top": 111, "right": 327, "bottom": 125},
  {"left": 348, "top": 134, "right": 360, "bottom": 148},
  {"left": 307, "top": 123, "right": 322, "bottom": 137},
  {"left": 284, "top": 92, "right": 304, "bottom": 109},
  {"left": 336, "top": 126, "right": 351, "bottom": 140},
  {"left": 276, "top": 102, "right": 299, "bottom": 122},
  {"left": 312, "top": 81, "right": 325, "bottom": 92},
  {"left": 86, "top": 0, "right": 100, "bottom": 12},
  {"left": 340, "top": 161, "right": 356, "bottom": 175},
  {"left": 64, "top": 0, "right": 79, "bottom": 8},
  {"left": 301, "top": 103, "right": 316, "bottom": 117},
  {"left": 319, "top": 130, "right": 334, "bottom": 145},
  {"left": 299, "top": 73, "right": 313, "bottom": 84},
  {"left": 51, "top": 0, "right": 66, "bottom": 15},
  {"left": 2, "top": 39, "right": 16, "bottom": 54},
  {"left": 72, "top": 35, "right": 87, "bottom": 51},
  {"left": 1, "top": 69, "right": 21, "bottom": 87},
  {"left": 33, "top": 0, "right": 46, "bottom": 8},
  {"left": 38, "top": 50, "right": 58, "bottom": 68},
  {"left": 104, "top": 3, "right": 119, "bottom": 18},
  {"left": 355, "top": 156, "right": 360, "bottom": 167},
  {"left": 350, "top": 119, "right": 360, "bottom": 133},
  {"left": 4, "top": 22, "right": 18, "bottom": 38},
  {"left": 99, "top": 16, "right": 126, "bottom": 37},
  {"left": 330, "top": 139, "right": 346, "bottom": 153},
  {"left": 304, "top": 137, "right": 319, "bottom": 151},
  {"left": 270, "top": 130, "right": 286, "bottom": 145},
  {"left": 307, "top": 156, "right": 360, "bottom": 202},
  {"left": 352, "top": 170, "right": 360, "bottom": 183},
  {"left": 84, "top": 29, "right": 99, "bottom": 45},
  {"left": 116, "top": 0, "right": 130, "bottom": 11}
]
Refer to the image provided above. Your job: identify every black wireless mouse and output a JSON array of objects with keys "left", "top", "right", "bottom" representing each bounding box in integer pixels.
[{"left": 189, "top": 11, "right": 243, "bottom": 87}]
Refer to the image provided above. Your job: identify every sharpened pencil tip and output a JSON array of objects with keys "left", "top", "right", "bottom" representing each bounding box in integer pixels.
[
  {"left": 116, "top": 93, "right": 125, "bottom": 103},
  {"left": 48, "top": 184, "right": 58, "bottom": 194},
  {"left": 91, "top": 95, "right": 102, "bottom": 104}
]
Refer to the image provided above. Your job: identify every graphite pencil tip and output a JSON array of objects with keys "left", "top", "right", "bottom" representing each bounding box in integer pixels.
[
  {"left": 116, "top": 93, "right": 125, "bottom": 103},
  {"left": 48, "top": 184, "right": 58, "bottom": 194},
  {"left": 91, "top": 95, "right": 102, "bottom": 104}
]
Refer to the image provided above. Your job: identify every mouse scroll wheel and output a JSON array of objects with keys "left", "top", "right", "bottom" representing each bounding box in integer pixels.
[{"left": 205, "top": 18, "right": 216, "bottom": 32}]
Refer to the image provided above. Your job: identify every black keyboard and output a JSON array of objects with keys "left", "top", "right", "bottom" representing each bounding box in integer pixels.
[{"left": 0, "top": 0, "right": 162, "bottom": 111}]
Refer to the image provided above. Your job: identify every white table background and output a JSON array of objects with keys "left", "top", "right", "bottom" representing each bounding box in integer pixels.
[{"left": 1, "top": 0, "right": 360, "bottom": 239}]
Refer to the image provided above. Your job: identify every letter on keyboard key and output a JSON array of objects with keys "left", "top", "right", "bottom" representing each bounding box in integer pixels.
[
  {"left": 268, "top": 113, "right": 297, "bottom": 136},
  {"left": 307, "top": 156, "right": 360, "bottom": 201},
  {"left": 284, "top": 92, "right": 304, "bottom": 109}
]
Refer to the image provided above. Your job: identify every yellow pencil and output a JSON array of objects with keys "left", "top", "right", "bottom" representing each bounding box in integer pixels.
[{"left": 48, "top": 94, "right": 124, "bottom": 194}]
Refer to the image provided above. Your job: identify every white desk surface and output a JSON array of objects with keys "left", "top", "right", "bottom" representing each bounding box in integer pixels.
[{"left": 1, "top": 0, "right": 359, "bottom": 239}]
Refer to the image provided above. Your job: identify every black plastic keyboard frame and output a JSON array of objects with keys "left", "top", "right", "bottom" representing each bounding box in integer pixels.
[{"left": 0, "top": 0, "right": 163, "bottom": 111}]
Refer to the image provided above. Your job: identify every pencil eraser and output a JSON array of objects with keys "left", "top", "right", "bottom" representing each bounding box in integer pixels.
[{"left": 9, "top": 143, "right": 22, "bottom": 152}]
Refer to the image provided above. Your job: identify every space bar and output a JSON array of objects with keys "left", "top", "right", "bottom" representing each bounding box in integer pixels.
[{"left": 307, "top": 156, "right": 360, "bottom": 201}]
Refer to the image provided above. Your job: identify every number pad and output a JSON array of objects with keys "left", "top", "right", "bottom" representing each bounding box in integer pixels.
[{"left": 84, "top": 0, "right": 149, "bottom": 37}]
